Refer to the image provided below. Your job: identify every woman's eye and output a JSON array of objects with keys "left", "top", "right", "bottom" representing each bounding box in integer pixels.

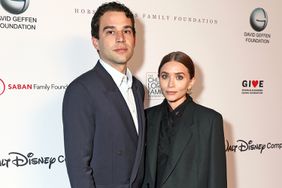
[
  {"left": 161, "top": 74, "right": 168, "bottom": 79},
  {"left": 176, "top": 75, "right": 183, "bottom": 80}
]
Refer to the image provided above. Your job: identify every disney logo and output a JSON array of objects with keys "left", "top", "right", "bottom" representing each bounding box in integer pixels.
[
  {"left": 0, "top": 152, "right": 65, "bottom": 169},
  {"left": 225, "top": 139, "right": 266, "bottom": 154}
]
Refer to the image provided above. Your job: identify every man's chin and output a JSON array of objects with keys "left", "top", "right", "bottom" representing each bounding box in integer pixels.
[
  {"left": 115, "top": 60, "right": 127, "bottom": 64},
  {"left": 114, "top": 56, "right": 131, "bottom": 64}
]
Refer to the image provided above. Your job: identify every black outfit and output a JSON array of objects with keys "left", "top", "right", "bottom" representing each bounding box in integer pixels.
[
  {"left": 156, "top": 98, "right": 190, "bottom": 187},
  {"left": 142, "top": 95, "right": 227, "bottom": 188}
]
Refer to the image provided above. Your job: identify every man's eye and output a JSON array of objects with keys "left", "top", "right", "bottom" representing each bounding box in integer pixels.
[
  {"left": 106, "top": 30, "right": 115, "bottom": 35},
  {"left": 124, "top": 29, "right": 132, "bottom": 34}
]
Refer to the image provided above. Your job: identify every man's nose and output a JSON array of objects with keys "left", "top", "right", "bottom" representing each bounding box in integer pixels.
[{"left": 116, "top": 31, "right": 125, "bottom": 42}]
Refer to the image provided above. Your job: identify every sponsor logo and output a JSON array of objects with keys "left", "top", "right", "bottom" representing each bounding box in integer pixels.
[
  {"left": 225, "top": 139, "right": 282, "bottom": 154},
  {"left": 0, "top": 152, "right": 65, "bottom": 169},
  {"left": 241, "top": 79, "right": 264, "bottom": 95},
  {"left": 146, "top": 72, "right": 163, "bottom": 99},
  {"left": 0, "top": 0, "right": 38, "bottom": 30},
  {"left": 0, "top": 78, "right": 5, "bottom": 95},
  {"left": 0, "top": 78, "right": 68, "bottom": 96},
  {"left": 244, "top": 8, "right": 271, "bottom": 44},
  {"left": 250, "top": 8, "right": 268, "bottom": 32},
  {"left": 74, "top": 8, "right": 219, "bottom": 25},
  {"left": 0, "top": 0, "right": 30, "bottom": 15}
]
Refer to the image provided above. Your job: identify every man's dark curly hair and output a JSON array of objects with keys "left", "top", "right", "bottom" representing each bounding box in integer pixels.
[{"left": 91, "top": 2, "right": 136, "bottom": 39}]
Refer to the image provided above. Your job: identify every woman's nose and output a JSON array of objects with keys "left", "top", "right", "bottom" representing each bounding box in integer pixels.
[{"left": 168, "top": 77, "right": 175, "bottom": 87}]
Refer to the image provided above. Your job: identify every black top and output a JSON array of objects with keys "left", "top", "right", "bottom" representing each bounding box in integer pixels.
[{"left": 156, "top": 96, "right": 192, "bottom": 187}]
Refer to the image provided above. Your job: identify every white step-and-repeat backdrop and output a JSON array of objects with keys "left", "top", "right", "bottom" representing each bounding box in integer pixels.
[{"left": 0, "top": 0, "right": 281, "bottom": 187}]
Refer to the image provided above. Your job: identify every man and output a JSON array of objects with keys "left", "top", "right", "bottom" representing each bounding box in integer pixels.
[{"left": 63, "top": 2, "right": 145, "bottom": 188}]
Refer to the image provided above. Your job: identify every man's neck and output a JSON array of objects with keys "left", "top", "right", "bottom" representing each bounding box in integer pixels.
[{"left": 103, "top": 60, "right": 127, "bottom": 74}]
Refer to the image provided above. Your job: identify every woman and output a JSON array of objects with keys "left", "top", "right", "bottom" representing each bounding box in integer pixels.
[{"left": 143, "top": 51, "right": 227, "bottom": 188}]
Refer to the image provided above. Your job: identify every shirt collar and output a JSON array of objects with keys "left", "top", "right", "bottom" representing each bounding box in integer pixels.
[{"left": 99, "top": 59, "right": 133, "bottom": 88}]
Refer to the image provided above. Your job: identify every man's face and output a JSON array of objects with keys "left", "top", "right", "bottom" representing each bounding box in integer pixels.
[{"left": 92, "top": 11, "right": 135, "bottom": 70}]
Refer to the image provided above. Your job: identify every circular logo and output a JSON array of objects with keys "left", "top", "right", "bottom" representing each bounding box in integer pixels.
[
  {"left": 0, "top": 0, "right": 30, "bottom": 14},
  {"left": 250, "top": 8, "right": 268, "bottom": 32},
  {"left": 0, "top": 79, "right": 6, "bottom": 95}
]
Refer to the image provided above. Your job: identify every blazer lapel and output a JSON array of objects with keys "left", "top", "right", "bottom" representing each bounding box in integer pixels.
[
  {"left": 161, "top": 102, "right": 195, "bottom": 185},
  {"left": 95, "top": 62, "right": 144, "bottom": 186},
  {"left": 129, "top": 79, "right": 146, "bottom": 184},
  {"left": 95, "top": 62, "right": 138, "bottom": 142},
  {"left": 145, "top": 104, "right": 164, "bottom": 186},
  {"left": 132, "top": 81, "right": 145, "bottom": 135}
]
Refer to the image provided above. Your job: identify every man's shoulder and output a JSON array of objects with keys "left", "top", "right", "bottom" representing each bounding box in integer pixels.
[
  {"left": 132, "top": 76, "right": 143, "bottom": 87},
  {"left": 70, "top": 68, "right": 96, "bottom": 85},
  {"left": 65, "top": 63, "right": 106, "bottom": 93},
  {"left": 69, "top": 62, "right": 106, "bottom": 86}
]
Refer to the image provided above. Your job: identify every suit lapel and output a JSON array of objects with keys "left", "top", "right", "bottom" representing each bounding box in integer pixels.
[
  {"left": 132, "top": 81, "right": 144, "bottom": 135},
  {"left": 95, "top": 62, "right": 145, "bottom": 186},
  {"left": 161, "top": 101, "right": 195, "bottom": 185},
  {"left": 129, "top": 79, "right": 146, "bottom": 184},
  {"left": 146, "top": 104, "right": 163, "bottom": 186},
  {"left": 95, "top": 62, "right": 138, "bottom": 142}
]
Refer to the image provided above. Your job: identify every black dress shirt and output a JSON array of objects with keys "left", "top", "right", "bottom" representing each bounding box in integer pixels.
[{"left": 156, "top": 96, "right": 192, "bottom": 187}]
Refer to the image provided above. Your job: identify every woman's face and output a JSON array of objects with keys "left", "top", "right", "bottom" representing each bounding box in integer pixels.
[{"left": 159, "top": 61, "right": 195, "bottom": 110}]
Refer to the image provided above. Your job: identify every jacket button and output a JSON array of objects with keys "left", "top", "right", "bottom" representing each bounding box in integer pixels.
[{"left": 117, "top": 150, "right": 123, "bottom": 155}]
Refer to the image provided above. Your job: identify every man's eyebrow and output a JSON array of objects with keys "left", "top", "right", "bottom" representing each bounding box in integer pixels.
[
  {"left": 102, "top": 26, "right": 115, "bottom": 31},
  {"left": 102, "top": 25, "right": 133, "bottom": 31},
  {"left": 124, "top": 25, "right": 133, "bottom": 29}
]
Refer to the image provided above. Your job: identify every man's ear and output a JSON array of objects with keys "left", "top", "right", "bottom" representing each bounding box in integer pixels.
[{"left": 92, "top": 37, "right": 99, "bottom": 50}]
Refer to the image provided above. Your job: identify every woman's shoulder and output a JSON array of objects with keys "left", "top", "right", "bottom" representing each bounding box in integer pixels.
[
  {"left": 145, "top": 103, "right": 163, "bottom": 114},
  {"left": 191, "top": 101, "right": 222, "bottom": 119}
]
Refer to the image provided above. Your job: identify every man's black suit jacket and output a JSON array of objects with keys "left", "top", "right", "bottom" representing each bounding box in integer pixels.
[{"left": 63, "top": 61, "right": 145, "bottom": 188}]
